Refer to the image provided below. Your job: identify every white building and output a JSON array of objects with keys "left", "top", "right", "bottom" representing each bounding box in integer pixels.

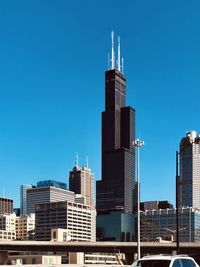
[
  {"left": 0, "top": 213, "right": 16, "bottom": 240},
  {"left": 35, "top": 201, "right": 96, "bottom": 241}
]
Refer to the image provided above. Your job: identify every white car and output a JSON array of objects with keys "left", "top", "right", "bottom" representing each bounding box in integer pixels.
[{"left": 132, "top": 254, "right": 199, "bottom": 267}]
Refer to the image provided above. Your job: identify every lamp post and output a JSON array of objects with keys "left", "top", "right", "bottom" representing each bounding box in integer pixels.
[{"left": 133, "top": 139, "right": 144, "bottom": 260}]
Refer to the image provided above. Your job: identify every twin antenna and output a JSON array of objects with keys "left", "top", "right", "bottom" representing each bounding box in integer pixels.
[{"left": 108, "top": 31, "right": 124, "bottom": 74}]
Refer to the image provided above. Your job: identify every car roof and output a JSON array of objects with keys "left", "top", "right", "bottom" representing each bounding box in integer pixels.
[{"left": 140, "top": 255, "right": 192, "bottom": 261}]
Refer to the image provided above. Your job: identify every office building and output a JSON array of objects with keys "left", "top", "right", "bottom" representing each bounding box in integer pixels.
[
  {"left": 15, "top": 214, "right": 35, "bottom": 240},
  {"left": 97, "top": 212, "right": 134, "bottom": 241},
  {"left": 178, "top": 131, "right": 200, "bottom": 209},
  {"left": 26, "top": 186, "right": 75, "bottom": 214},
  {"left": 35, "top": 201, "right": 96, "bottom": 241},
  {"left": 37, "top": 180, "right": 67, "bottom": 190},
  {"left": 140, "top": 207, "right": 200, "bottom": 242},
  {"left": 20, "top": 184, "right": 35, "bottom": 216},
  {"left": 96, "top": 32, "right": 135, "bottom": 214},
  {"left": 0, "top": 213, "right": 16, "bottom": 240},
  {"left": 0, "top": 197, "right": 13, "bottom": 215},
  {"left": 140, "top": 201, "right": 173, "bottom": 211},
  {"left": 69, "top": 165, "right": 95, "bottom": 209}
]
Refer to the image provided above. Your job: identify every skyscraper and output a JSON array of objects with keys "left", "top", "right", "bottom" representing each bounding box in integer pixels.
[
  {"left": 96, "top": 32, "right": 136, "bottom": 215},
  {"left": 178, "top": 130, "right": 200, "bottom": 209},
  {"left": 69, "top": 165, "right": 95, "bottom": 209},
  {"left": 20, "top": 184, "right": 35, "bottom": 216}
]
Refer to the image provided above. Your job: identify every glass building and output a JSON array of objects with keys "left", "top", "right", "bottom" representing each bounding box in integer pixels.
[
  {"left": 140, "top": 207, "right": 200, "bottom": 242},
  {"left": 97, "top": 212, "right": 135, "bottom": 241},
  {"left": 37, "top": 180, "right": 67, "bottom": 190},
  {"left": 20, "top": 184, "right": 35, "bottom": 216}
]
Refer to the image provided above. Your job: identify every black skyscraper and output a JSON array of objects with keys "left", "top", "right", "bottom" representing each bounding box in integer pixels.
[{"left": 96, "top": 38, "right": 136, "bottom": 214}]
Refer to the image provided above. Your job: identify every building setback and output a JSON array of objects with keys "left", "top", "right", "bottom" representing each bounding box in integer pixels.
[
  {"left": 26, "top": 186, "right": 75, "bottom": 214},
  {"left": 35, "top": 201, "right": 96, "bottom": 241}
]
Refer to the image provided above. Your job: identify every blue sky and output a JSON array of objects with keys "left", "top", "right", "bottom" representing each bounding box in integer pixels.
[{"left": 1, "top": 1, "right": 200, "bottom": 208}]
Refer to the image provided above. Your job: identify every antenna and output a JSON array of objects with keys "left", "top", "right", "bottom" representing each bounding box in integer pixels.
[
  {"left": 111, "top": 31, "right": 115, "bottom": 69},
  {"left": 75, "top": 152, "right": 79, "bottom": 167},
  {"left": 85, "top": 156, "right": 89, "bottom": 168},
  {"left": 117, "top": 36, "right": 121, "bottom": 72},
  {"left": 122, "top": 57, "right": 124, "bottom": 74},
  {"left": 108, "top": 52, "right": 110, "bottom": 70}
]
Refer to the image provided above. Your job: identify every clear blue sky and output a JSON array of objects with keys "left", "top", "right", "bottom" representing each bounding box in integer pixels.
[{"left": 0, "top": 0, "right": 200, "bottom": 208}]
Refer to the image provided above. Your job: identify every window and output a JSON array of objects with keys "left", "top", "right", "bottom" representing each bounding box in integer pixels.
[{"left": 132, "top": 260, "right": 171, "bottom": 267}]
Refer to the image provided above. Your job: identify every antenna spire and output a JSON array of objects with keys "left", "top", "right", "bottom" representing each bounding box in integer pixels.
[
  {"left": 108, "top": 52, "right": 110, "bottom": 70},
  {"left": 122, "top": 57, "right": 124, "bottom": 74},
  {"left": 111, "top": 31, "right": 115, "bottom": 69},
  {"left": 75, "top": 152, "right": 79, "bottom": 167},
  {"left": 117, "top": 36, "right": 121, "bottom": 72},
  {"left": 85, "top": 156, "right": 88, "bottom": 168}
]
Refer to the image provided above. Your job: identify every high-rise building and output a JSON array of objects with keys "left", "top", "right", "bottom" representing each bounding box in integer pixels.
[
  {"left": 178, "top": 131, "right": 200, "bottom": 209},
  {"left": 0, "top": 197, "right": 13, "bottom": 215},
  {"left": 26, "top": 186, "right": 75, "bottom": 214},
  {"left": 37, "top": 180, "right": 67, "bottom": 190},
  {"left": 69, "top": 165, "right": 95, "bottom": 209},
  {"left": 20, "top": 184, "right": 35, "bottom": 216},
  {"left": 96, "top": 32, "right": 135, "bottom": 214}
]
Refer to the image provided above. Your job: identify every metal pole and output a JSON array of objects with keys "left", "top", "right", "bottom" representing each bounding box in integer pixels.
[
  {"left": 176, "top": 150, "right": 179, "bottom": 255},
  {"left": 137, "top": 145, "right": 140, "bottom": 259}
]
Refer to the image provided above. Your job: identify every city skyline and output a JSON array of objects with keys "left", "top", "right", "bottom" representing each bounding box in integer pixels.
[{"left": 1, "top": 1, "right": 200, "bottom": 207}]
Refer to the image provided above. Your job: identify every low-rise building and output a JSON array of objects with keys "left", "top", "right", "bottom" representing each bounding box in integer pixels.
[
  {"left": 0, "top": 213, "right": 16, "bottom": 240},
  {"left": 16, "top": 214, "right": 35, "bottom": 240},
  {"left": 140, "top": 207, "right": 200, "bottom": 242}
]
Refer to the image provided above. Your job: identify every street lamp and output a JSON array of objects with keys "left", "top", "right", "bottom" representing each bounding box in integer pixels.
[{"left": 133, "top": 139, "right": 144, "bottom": 260}]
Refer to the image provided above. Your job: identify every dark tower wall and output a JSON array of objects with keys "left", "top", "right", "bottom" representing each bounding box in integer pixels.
[{"left": 96, "top": 69, "right": 135, "bottom": 214}]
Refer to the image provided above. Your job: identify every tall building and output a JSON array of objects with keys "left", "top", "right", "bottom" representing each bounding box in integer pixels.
[
  {"left": 178, "top": 131, "right": 200, "bottom": 209},
  {"left": 96, "top": 32, "right": 135, "bottom": 214},
  {"left": 26, "top": 186, "right": 75, "bottom": 214},
  {"left": 0, "top": 197, "right": 13, "bottom": 215},
  {"left": 69, "top": 165, "right": 95, "bottom": 209},
  {"left": 37, "top": 180, "right": 67, "bottom": 190},
  {"left": 20, "top": 184, "right": 35, "bottom": 216}
]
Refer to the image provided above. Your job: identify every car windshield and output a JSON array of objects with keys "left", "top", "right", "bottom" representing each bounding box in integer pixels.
[{"left": 132, "top": 259, "right": 171, "bottom": 267}]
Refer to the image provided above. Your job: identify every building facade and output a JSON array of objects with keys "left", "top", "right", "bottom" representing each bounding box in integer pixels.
[
  {"left": 178, "top": 131, "right": 200, "bottom": 209},
  {"left": 0, "top": 213, "right": 16, "bottom": 240},
  {"left": 15, "top": 214, "right": 35, "bottom": 240},
  {"left": 97, "top": 212, "right": 134, "bottom": 241},
  {"left": 69, "top": 166, "right": 95, "bottom": 209},
  {"left": 96, "top": 33, "right": 135, "bottom": 214},
  {"left": 37, "top": 180, "right": 67, "bottom": 190},
  {"left": 140, "top": 207, "right": 200, "bottom": 242},
  {"left": 0, "top": 197, "right": 13, "bottom": 215},
  {"left": 26, "top": 186, "right": 75, "bottom": 214},
  {"left": 35, "top": 201, "right": 96, "bottom": 241},
  {"left": 20, "top": 184, "right": 35, "bottom": 216}
]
